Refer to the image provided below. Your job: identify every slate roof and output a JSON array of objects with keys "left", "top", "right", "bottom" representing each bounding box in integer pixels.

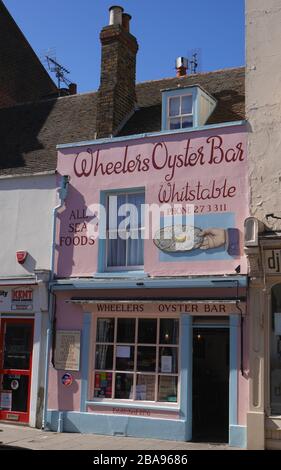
[{"left": 0, "top": 66, "right": 245, "bottom": 177}]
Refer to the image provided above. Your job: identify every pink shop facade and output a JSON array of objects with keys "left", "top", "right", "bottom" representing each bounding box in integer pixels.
[{"left": 46, "top": 122, "right": 249, "bottom": 447}]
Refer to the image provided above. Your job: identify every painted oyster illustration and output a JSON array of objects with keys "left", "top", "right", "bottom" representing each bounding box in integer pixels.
[{"left": 153, "top": 225, "right": 203, "bottom": 252}]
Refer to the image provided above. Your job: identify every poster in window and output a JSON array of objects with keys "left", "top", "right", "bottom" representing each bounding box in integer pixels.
[
  {"left": 54, "top": 331, "right": 81, "bottom": 371},
  {"left": 161, "top": 356, "right": 172, "bottom": 373},
  {"left": 0, "top": 391, "right": 12, "bottom": 410}
]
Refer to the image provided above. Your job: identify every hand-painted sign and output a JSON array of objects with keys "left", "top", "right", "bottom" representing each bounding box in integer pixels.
[{"left": 57, "top": 126, "right": 248, "bottom": 276}]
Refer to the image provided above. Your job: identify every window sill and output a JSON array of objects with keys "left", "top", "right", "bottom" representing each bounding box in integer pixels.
[
  {"left": 86, "top": 400, "right": 179, "bottom": 412},
  {"left": 93, "top": 271, "right": 148, "bottom": 279}
]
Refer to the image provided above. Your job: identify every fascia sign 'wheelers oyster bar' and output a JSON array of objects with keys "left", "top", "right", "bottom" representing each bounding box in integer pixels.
[
  {"left": 44, "top": 6, "right": 249, "bottom": 448},
  {"left": 46, "top": 124, "right": 249, "bottom": 447}
]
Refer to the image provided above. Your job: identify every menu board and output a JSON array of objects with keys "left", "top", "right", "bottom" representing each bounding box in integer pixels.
[
  {"left": 54, "top": 331, "right": 81, "bottom": 371},
  {"left": 0, "top": 390, "right": 12, "bottom": 410}
]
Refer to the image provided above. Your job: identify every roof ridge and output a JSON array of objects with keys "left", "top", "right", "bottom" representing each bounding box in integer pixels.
[{"left": 135, "top": 65, "right": 245, "bottom": 87}]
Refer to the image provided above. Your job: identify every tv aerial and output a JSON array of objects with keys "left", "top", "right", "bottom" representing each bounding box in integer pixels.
[
  {"left": 42, "top": 49, "right": 72, "bottom": 90},
  {"left": 187, "top": 48, "right": 202, "bottom": 74}
]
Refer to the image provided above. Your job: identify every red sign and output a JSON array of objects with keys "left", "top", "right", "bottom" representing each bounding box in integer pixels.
[
  {"left": 16, "top": 251, "right": 28, "bottom": 264},
  {"left": 12, "top": 289, "right": 33, "bottom": 302}
]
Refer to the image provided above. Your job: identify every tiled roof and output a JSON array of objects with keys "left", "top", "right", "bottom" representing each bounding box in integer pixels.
[{"left": 0, "top": 66, "right": 245, "bottom": 177}]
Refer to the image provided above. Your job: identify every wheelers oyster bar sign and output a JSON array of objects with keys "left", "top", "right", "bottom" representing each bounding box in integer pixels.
[{"left": 56, "top": 125, "right": 248, "bottom": 277}]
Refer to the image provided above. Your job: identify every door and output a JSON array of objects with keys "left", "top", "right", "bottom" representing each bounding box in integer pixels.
[
  {"left": 0, "top": 319, "right": 34, "bottom": 423},
  {"left": 192, "top": 328, "right": 229, "bottom": 442}
]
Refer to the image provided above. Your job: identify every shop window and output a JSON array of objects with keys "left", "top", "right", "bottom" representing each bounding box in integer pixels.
[
  {"left": 92, "top": 317, "right": 179, "bottom": 403},
  {"left": 271, "top": 284, "right": 281, "bottom": 415},
  {"left": 105, "top": 191, "right": 145, "bottom": 271}
]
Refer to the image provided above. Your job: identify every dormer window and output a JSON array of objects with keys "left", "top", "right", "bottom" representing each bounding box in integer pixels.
[{"left": 162, "top": 85, "right": 217, "bottom": 131}]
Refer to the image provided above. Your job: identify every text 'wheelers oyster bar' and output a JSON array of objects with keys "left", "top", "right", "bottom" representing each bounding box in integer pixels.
[{"left": 45, "top": 122, "right": 249, "bottom": 448}]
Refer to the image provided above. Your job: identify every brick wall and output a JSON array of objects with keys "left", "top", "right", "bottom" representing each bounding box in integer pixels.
[{"left": 96, "top": 24, "right": 138, "bottom": 138}]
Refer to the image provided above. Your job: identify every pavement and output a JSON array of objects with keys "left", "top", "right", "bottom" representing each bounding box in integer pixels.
[{"left": 0, "top": 423, "right": 237, "bottom": 450}]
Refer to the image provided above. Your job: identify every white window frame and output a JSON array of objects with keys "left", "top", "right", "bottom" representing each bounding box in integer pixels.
[
  {"left": 167, "top": 94, "right": 194, "bottom": 130},
  {"left": 90, "top": 314, "right": 180, "bottom": 407},
  {"left": 105, "top": 190, "right": 145, "bottom": 272}
]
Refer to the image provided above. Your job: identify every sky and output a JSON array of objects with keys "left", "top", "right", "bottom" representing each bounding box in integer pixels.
[{"left": 4, "top": 0, "right": 245, "bottom": 93}]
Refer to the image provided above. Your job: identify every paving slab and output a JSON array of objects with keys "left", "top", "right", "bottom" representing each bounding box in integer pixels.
[{"left": 0, "top": 423, "right": 237, "bottom": 451}]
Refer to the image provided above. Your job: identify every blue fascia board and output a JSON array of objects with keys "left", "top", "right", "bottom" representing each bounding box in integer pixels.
[
  {"left": 56, "top": 120, "right": 247, "bottom": 150},
  {"left": 50, "top": 275, "right": 247, "bottom": 291}
]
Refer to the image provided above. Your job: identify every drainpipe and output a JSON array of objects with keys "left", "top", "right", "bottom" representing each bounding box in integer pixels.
[{"left": 42, "top": 175, "right": 69, "bottom": 430}]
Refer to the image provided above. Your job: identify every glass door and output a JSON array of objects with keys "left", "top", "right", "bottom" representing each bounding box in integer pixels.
[{"left": 0, "top": 319, "right": 34, "bottom": 423}]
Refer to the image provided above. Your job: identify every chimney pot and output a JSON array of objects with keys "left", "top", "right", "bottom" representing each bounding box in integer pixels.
[
  {"left": 109, "top": 5, "right": 124, "bottom": 26},
  {"left": 175, "top": 57, "right": 188, "bottom": 77},
  {"left": 122, "top": 13, "right": 132, "bottom": 33}
]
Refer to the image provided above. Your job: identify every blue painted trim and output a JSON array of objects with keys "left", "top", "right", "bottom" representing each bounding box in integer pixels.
[
  {"left": 86, "top": 401, "right": 179, "bottom": 412},
  {"left": 80, "top": 313, "right": 91, "bottom": 412},
  {"left": 46, "top": 410, "right": 186, "bottom": 441},
  {"left": 229, "top": 315, "right": 239, "bottom": 427},
  {"left": 193, "top": 324, "right": 229, "bottom": 329},
  {"left": 51, "top": 276, "right": 247, "bottom": 291},
  {"left": 180, "top": 315, "right": 192, "bottom": 440},
  {"left": 229, "top": 425, "right": 247, "bottom": 448},
  {"left": 56, "top": 121, "right": 247, "bottom": 149}
]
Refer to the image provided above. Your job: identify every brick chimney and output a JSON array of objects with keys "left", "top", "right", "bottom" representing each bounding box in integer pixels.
[{"left": 96, "top": 6, "right": 139, "bottom": 138}]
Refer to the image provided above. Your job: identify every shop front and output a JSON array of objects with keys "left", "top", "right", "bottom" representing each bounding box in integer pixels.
[
  {"left": 0, "top": 274, "right": 49, "bottom": 427},
  {"left": 46, "top": 123, "right": 249, "bottom": 446}
]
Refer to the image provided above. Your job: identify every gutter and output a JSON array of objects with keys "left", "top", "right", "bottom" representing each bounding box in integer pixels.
[{"left": 42, "top": 175, "right": 69, "bottom": 430}]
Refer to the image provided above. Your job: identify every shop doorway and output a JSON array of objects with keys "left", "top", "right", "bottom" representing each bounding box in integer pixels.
[
  {"left": 0, "top": 319, "right": 34, "bottom": 423},
  {"left": 192, "top": 327, "right": 229, "bottom": 442}
]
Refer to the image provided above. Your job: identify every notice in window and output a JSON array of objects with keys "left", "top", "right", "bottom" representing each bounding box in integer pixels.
[
  {"left": 0, "top": 391, "right": 12, "bottom": 410},
  {"left": 116, "top": 346, "right": 131, "bottom": 358},
  {"left": 161, "top": 356, "right": 172, "bottom": 373},
  {"left": 55, "top": 331, "right": 81, "bottom": 371}
]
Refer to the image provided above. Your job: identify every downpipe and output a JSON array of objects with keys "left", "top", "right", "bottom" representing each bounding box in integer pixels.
[{"left": 42, "top": 175, "right": 69, "bottom": 430}]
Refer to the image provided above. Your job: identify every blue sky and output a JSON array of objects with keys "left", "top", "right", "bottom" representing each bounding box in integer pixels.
[{"left": 4, "top": 0, "right": 245, "bottom": 93}]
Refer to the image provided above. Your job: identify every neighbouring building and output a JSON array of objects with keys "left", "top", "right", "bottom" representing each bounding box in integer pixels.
[
  {"left": 246, "top": 0, "right": 281, "bottom": 450},
  {"left": 44, "top": 7, "right": 249, "bottom": 447}
]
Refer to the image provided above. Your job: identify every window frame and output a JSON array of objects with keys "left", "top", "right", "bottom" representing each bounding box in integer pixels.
[
  {"left": 162, "top": 87, "right": 198, "bottom": 131},
  {"left": 90, "top": 313, "right": 180, "bottom": 407},
  {"left": 167, "top": 94, "right": 194, "bottom": 130},
  {"left": 99, "top": 188, "right": 145, "bottom": 273}
]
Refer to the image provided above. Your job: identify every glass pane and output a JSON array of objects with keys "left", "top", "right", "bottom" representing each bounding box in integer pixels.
[
  {"left": 182, "top": 116, "right": 193, "bottom": 128},
  {"left": 0, "top": 374, "right": 29, "bottom": 412},
  {"left": 271, "top": 284, "right": 281, "bottom": 414},
  {"left": 115, "top": 373, "right": 134, "bottom": 399},
  {"left": 158, "top": 375, "right": 178, "bottom": 402},
  {"left": 95, "top": 345, "right": 113, "bottom": 370},
  {"left": 159, "top": 347, "right": 178, "bottom": 373},
  {"left": 160, "top": 319, "right": 179, "bottom": 345},
  {"left": 96, "top": 318, "right": 114, "bottom": 343},
  {"left": 169, "top": 118, "right": 181, "bottom": 130},
  {"left": 94, "top": 372, "right": 113, "bottom": 398},
  {"left": 181, "top": 95, "right": 193, "bottom": 114},
  {"left": 128, "top": 193, "right": 145, "bottom": 228},
  {"left": 3, "top": 324, "right": 32, "bottom": 370},
  {"left": 127, "top": 234, "right": 144, "bottom": 266},
  {"left": 169, "top": 97, "right": 180, "bottom": 117},
  {"left": 136, "top": 375, "right": 155, "bottom": 401},
  {"left": 107, "top": 235, "right": 126, "bottom": 267},
  {"left": 117, "top": 318, "right": 135, "bottom": 343},
  {"left": 138, "top": 319, "right": 157, "bottom": 344},
  {"left": 116, "top": 345, "right": 135, "bottom": 371},
  {"left": 137, "top": 346, "right": 156, "bottom": 372}
]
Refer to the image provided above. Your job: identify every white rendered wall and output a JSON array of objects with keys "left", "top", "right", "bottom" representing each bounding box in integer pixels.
[
  {"left": 0, "top": 173, "right": 57, "bottom": 277},
  {"left": 246, "top": 0, "right": 281, "bottom": 228}
]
